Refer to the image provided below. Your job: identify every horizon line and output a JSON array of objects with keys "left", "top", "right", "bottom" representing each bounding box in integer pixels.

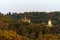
[{"left": 0, "top": 10, "right": 60, "bottom": 14}]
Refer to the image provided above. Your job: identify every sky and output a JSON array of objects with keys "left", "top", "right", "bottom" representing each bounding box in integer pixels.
[{"left": 0, "top": 0, "right": 60, "bottom": 14}]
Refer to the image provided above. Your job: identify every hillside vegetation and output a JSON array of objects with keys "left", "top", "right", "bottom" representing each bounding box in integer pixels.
[{"left": 0, "top": 11, "right": 60, "bottom": 40}]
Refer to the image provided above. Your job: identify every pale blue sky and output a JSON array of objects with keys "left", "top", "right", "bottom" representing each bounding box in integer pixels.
[{"left": 0, "top": 0, "right": 60, "bottom": 14}]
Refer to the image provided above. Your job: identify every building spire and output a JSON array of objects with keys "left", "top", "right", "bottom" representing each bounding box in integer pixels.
[
  {"left": 22, "top": 16, "right": 30, "bottom": 23},
  {"left": 47, "top": 19, "right": 53, "bottom": 27}
]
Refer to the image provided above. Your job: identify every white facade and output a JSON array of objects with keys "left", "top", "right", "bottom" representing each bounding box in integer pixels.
[{"left": 47, "top": 19, "right": 53, "bottom": 27}]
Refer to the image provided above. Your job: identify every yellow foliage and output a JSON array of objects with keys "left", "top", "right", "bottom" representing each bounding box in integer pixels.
[{"left": 0, "top": 29, "right": 24, "bottom": 40}]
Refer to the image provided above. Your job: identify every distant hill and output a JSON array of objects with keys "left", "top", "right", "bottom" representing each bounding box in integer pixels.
[{"left": 6, "top": 12, "right": 60, "bottom": 24}]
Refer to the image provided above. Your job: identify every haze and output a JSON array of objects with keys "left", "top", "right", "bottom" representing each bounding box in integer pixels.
[{"left": 0, "top": 0, "right": 60, "bottom": 14}]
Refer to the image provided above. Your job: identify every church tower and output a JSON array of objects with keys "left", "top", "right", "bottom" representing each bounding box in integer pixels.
[
  {"left": 21, "top": 16, "right": 30, "bottom": 23},
  {"left": 47, "top": 19, "right": 53, "bottom": 27}
]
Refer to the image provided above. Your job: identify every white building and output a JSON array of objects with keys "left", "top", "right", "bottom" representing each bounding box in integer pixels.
[
  {"left": 47, "top": 19, "right": 53, "bottom": 27},
  {"left": 21, "top": 16, "right": 30, "bottom": 23}
]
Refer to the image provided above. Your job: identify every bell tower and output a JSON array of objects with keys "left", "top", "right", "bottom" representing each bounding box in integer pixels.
[
  {"left": 21, "top": 16, "right": 30, "bottom": 23},
  {"left": 47, "top": 19, "right": 53, "bottom": 27}
]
